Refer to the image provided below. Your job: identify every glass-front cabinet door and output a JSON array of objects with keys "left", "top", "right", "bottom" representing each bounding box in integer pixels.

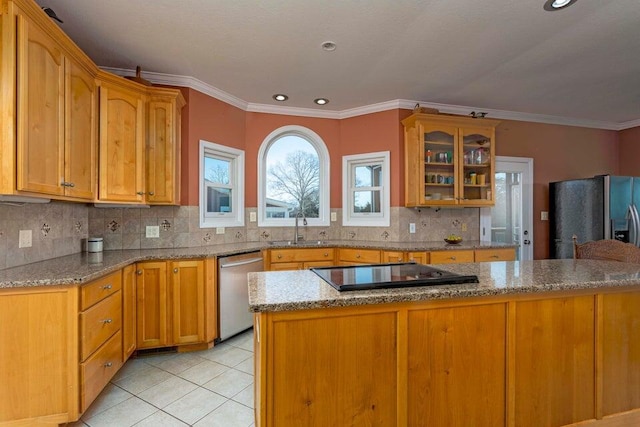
[
  {"left": 422, "top": 125, "right": 458, "bottom": 205},
  {"left": 459, "top": 127, "right": 495, "bottom": 205}
]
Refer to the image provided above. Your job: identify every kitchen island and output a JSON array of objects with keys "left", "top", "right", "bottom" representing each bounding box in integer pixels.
[{"left": 249, "top": 259, "right": 640, "bottom": 427}]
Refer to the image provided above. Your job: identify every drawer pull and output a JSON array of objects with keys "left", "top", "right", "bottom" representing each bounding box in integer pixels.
[
  {"left": 102, "top": 318, "right": 113, "bottom": 324},
  {"left": 324, "top": 253, "right": 329, "bottom": 257},
  {"left": 449, "top": 256, "right": 457, "bottom": 260},
  {"left": 102, "top": 284, "right": 112, "bottom": 290},
  {"left": 397, "top": 257, "right": 403, "bottom": 262},
  {"left": 173, "top": 268, "right": 179, "bottom": 273},
  {"left": 356, "top": 254, "right": 361, "bottom": 258},
  {"left": 277, "top": 254, "right": 282, "bottom": 259},
  {"left": 490, "top": 255, "right": 499, "bottom": 259},
  {"left": 104, "top": 362, "right": 113, "bottom": 368}
]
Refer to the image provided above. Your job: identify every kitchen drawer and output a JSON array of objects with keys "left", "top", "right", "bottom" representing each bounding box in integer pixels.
[
  {"left": 81, "top": 271, "right": 122, "bottom": 310},
  {"left": 475, "top": 248, "right": 516, "bottom": 262},
  {"left": 338, "top": 248, "right": 381, "bottom": 264},
  {"left": 270, "top": 248, "right": 335, "bottom": 263},
  {"left": 80, "top": 290, "right": 122, "bottom": 360},
  {"left": 80, "top": 330, "right": 123, "bottom": 412},
  {"left": 430, "top": 250, "right": 475, "bottom": 264}
]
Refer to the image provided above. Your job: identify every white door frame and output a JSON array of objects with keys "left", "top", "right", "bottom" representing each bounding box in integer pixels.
[{"left": 480, "top": 156, "right": 534, "bottom": 261}]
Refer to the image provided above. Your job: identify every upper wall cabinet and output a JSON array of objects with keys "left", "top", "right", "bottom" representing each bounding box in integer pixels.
[
  {"left": 0, "top": 0, "right": 98, "bottom": 201},
  {"left": 97, "top": 71, "right": 146, "bottom": 203},
  {"left": 402, "top": 113, "right": 500, "bottom": 207},
  {"left": 146, "top": 89, "right": 185, "bottom": 205}
]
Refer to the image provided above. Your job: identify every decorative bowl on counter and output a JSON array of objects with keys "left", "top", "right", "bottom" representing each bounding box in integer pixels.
[{"left": 444, "top": 236, "right": 463, "bottom": 245}]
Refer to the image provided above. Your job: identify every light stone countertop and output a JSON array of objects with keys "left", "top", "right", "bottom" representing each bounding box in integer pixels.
[
  {"left": 248, "top": 259, "right": 640, "bottom": 312},
  {"left": 0, "top": 240, "right": 513, "bottom": 289}
]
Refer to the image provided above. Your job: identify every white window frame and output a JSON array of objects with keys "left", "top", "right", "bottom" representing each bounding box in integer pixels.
[
  {"left": 258, "top": 125, "right": 330, "bottom": 227},
  {"left": 342, "top": 151, "right": 390, "bottom": 227},
  {"left": 199, "top": 140, "right": 245, "bottom": 228}
]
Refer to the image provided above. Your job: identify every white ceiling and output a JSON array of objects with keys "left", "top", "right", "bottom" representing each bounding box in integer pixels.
[{"left": 36, "top": 0, "right": 640, "bottom": 129}]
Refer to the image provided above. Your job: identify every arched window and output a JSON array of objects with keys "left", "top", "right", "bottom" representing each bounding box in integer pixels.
[{"left": 258, "top": 125, "right": 330, "bottom": 227}]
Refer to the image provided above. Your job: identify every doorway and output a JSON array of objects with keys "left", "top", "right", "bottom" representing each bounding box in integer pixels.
[{"left": 480, "top": 156, "right": 534, "bottom": 261}]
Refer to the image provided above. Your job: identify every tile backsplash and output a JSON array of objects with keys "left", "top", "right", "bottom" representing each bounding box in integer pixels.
[{"left": 0, "top": 202, "right": 479, "bottom": 269}]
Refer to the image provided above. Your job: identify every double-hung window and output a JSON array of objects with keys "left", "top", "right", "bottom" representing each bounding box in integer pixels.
[
  {"left": 199, "top": 140, "right": 244, "bottom": 228},
  {"left": 342, "top": 151, "right": 390, "bottom": 227}
]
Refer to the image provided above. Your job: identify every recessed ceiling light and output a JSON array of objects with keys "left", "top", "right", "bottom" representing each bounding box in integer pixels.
[
  {"left": 314, "top": 98, "right": 329, "bottom": 106},
  {"left": 273, "top": 94, "right": 288, "bottom": 101},
  {"left": 321, "top": 41, "right": 337, "bottom": 52},
  {"left": 543, "top": 0, "right": 577, "bottom": 11}
]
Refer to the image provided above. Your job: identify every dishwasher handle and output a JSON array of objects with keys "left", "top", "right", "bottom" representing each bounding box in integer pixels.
[{"left": 219, "top": 257, "right": 264, "bottom": 269}]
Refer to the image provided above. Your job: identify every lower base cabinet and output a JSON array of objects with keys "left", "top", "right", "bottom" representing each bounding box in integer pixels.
[{"left": 255, "top": 289, "right": 640, "bottom": 427}]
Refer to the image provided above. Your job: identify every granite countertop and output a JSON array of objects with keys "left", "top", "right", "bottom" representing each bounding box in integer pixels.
[
  {"left": 248, "top": 259, "right": 640, "bottom": 312},
  {"left": 0, "top": 239, "right": 514, "bottom": 289}
]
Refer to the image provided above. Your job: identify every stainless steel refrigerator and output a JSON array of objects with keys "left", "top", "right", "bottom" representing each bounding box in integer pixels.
[{"left": 549, "top": 175, "right": 640, "bottom": 259}]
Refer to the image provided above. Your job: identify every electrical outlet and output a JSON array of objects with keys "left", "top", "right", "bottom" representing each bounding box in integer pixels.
[
  {"left": 409, "top": 223, "right": 416, "bottom": 234},
  {"left": 331, "top": 212, "right": 337, "bottom": 222},
  {"left": 216, "top": 227, "right": 225, "bottom": 234},
  {"left": 145, "top": 225, "right": 160, "bottom": 238},
  {"left": 541, "top": 211, "right": 549, "bottom": 221},
  {"left": 461, "top": 223, "right": 468, "bottom": 232},
  {"left": 249, "top": 212, "right": 257, "bottom": 222},
  {"left": 19, "top": 230, "right": 32, "bottom": 248}
]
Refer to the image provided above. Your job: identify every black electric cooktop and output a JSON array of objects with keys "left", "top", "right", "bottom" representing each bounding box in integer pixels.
[{"left": 310, "top": 262, "right": 479, "bottom": 292}]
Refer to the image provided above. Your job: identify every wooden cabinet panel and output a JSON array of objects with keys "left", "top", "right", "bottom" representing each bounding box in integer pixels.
[
  {"left": 475, "top": 248, "right": 516, "bottom": 262},
  {"left": 16, "top": 13, "right": 65, "bottom": 196},
  {"left": 382, "top": 251, "right": 405, "bottom": 263},
  {"left": 407, "top": 251, "right": 429, "bottom": 264},
  {"left": 514, "top": 296, "right": 595, "bottom": 426},
  {"left": 602, "top": 291, "right": 640, "bottom": 416},
  {"left": 430, "top": 249, "right": 475, "bottom": 264},
  {"left": 146, "top": 91, "right": 184, "bottom": 205},
  {"left": 269, "top": 248, "right": 334, "bottom": 264},
  {"left": 136, "top": 261, "right": 168, "bottom": 348},
  {"left": 0, "top": 286, "right": 78, "bottom": 423},
  {"left": 80, "top": 290, "right": 122, "bottom": 360},
  {"left": 382, "top": 251, "right": 430, "bottom": 264},
  {"left": 81, "top": 270, "right": 121, "bottom": 310},
  {"left": 98, "top": 75, "right": 145, "bottom": 202},
  {"left": 407, "top": 303, "right": 507, "bottom": 426},
  {"left": 80, "top": 330, "right": 122, "bottom": 413},
  {"left": 268, "top": 310, "right": 398, "bottom": 426},
  {"left": 65, "top": 58, "right": 97, "bottom": 199},
  {"left": 122, "top": 264, "right": 137, "bottom": 360},
  {"left": 170, "top": 260, "right": 205, "bottom": 345},
  {"left": 337, "top": 248, "right": 381, "bottom": 265}
]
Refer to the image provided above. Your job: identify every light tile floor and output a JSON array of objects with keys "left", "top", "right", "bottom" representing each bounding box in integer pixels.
[{"left": 68, "top": 329, "right": 255, "bottom": 427}]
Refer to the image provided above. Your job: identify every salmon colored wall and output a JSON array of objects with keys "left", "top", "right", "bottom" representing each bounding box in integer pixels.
[
  {"left": 340, "top": 110, "right": 410, "bottom": 207},
  {"left": 618, "top": 127, "right": 640, "bottom": 176},
  {"left": 494, "top": 120, "right": 619, "bottom": 259},
  {"left": 243, "top": 113, "right": 341, "bottom": 207},
  {"left": 180, "top": 88, "right": 246, "bottom": 205}
]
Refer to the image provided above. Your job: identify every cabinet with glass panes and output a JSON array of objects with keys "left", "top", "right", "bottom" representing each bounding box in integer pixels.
[{"left": 402, "top": 113, "right": 500, "bottom": 207}]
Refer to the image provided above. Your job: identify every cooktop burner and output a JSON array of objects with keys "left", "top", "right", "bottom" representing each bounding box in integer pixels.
[{"left": 310, "top": 262, "right": 479, "bottom": 292}]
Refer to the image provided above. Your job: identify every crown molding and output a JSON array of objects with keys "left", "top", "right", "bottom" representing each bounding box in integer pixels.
[{"left": 99, "top": 66, "right": 636, "bottom": 131}]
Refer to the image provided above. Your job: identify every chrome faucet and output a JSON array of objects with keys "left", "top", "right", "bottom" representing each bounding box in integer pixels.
[{"left": 294, "top": 212, "right": 307, "bottom": 242}]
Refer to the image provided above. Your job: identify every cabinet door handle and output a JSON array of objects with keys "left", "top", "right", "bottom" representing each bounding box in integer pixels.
[
  {"left": 104, "top": 362, "right": 113, "bottom": 368},
  {"left": 102, "top": 318, "right": 112, "bottom": 324},
  {"left": 148, "top": 191, "right": 155, "bottom": 196},
  {"left": 102, "top": 284, "right": 112, "bottom": 290},
  {"left": 137, "top": 270, "right": 143, "bottom": 275},
  {"left": 397, "top": 257, "right": 403, "bottom": 262},
  {"left": 136, "top": 191, "right": 145, "bottom": 195},
  {"left": 60, "top": 181, "right": 75, "bottom": 187},
  {"left": 173, "top": 268, "right": 179, "bottom": 273}
]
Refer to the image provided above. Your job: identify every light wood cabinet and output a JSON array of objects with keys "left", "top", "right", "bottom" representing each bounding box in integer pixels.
[
  {"left": 146, "top": 89, "right": 185, "bottom": 205},
  {"left": 337, "top": 248, "right": 381, "bottom": 265},
  {"left": 97, "top": 71, "right": 146, "bottom": 203},
  {"left": 267, "top": 248, "right": 335, "bottom": 270},
  {"left": 403, "top": 113, "right": 499, "bottom": 207},
  {"left": 136, "top": 259, "right": 207, "bottom": 349},
  {"left": 0, "top": 1, "right": 98, "bottom": 201},
  {"left": 382, "top": 250, "right": 430, "bottom": 264},
  {"left": 430, "top": 249, "right": 475, "bottom": 264},
  {"left": 122, "top": 264, "right": 137, "bottom": 360}
]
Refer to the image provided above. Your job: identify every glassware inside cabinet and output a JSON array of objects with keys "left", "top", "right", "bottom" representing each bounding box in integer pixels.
[
  {"left": 423, "top": 130, "right": 455, "bottom": 202},
  {"left": 461, "top": 132, "right": 493, "bottom": 202}
]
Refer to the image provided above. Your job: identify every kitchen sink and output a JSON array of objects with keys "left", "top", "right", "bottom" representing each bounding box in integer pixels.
[{"left": 268, "top": 240, "right": 328, "bottom": 246}]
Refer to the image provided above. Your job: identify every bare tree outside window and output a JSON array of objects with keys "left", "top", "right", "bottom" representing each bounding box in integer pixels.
[{"left": 267, "top": 137, "right": 320, "bottom": 218}]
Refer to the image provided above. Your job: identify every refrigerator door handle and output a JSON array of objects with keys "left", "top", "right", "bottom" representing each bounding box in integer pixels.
[
  {"left": 626, "top": 204, "right": 639, "bottom": 246},
  {"left": 632, "top": 205, "right": 640, "bottom": 246}
]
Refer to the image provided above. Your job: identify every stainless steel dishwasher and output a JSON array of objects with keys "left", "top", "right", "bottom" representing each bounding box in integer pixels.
[{"left": 217, "top": 251, "right": 263, "bottom": 341}]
